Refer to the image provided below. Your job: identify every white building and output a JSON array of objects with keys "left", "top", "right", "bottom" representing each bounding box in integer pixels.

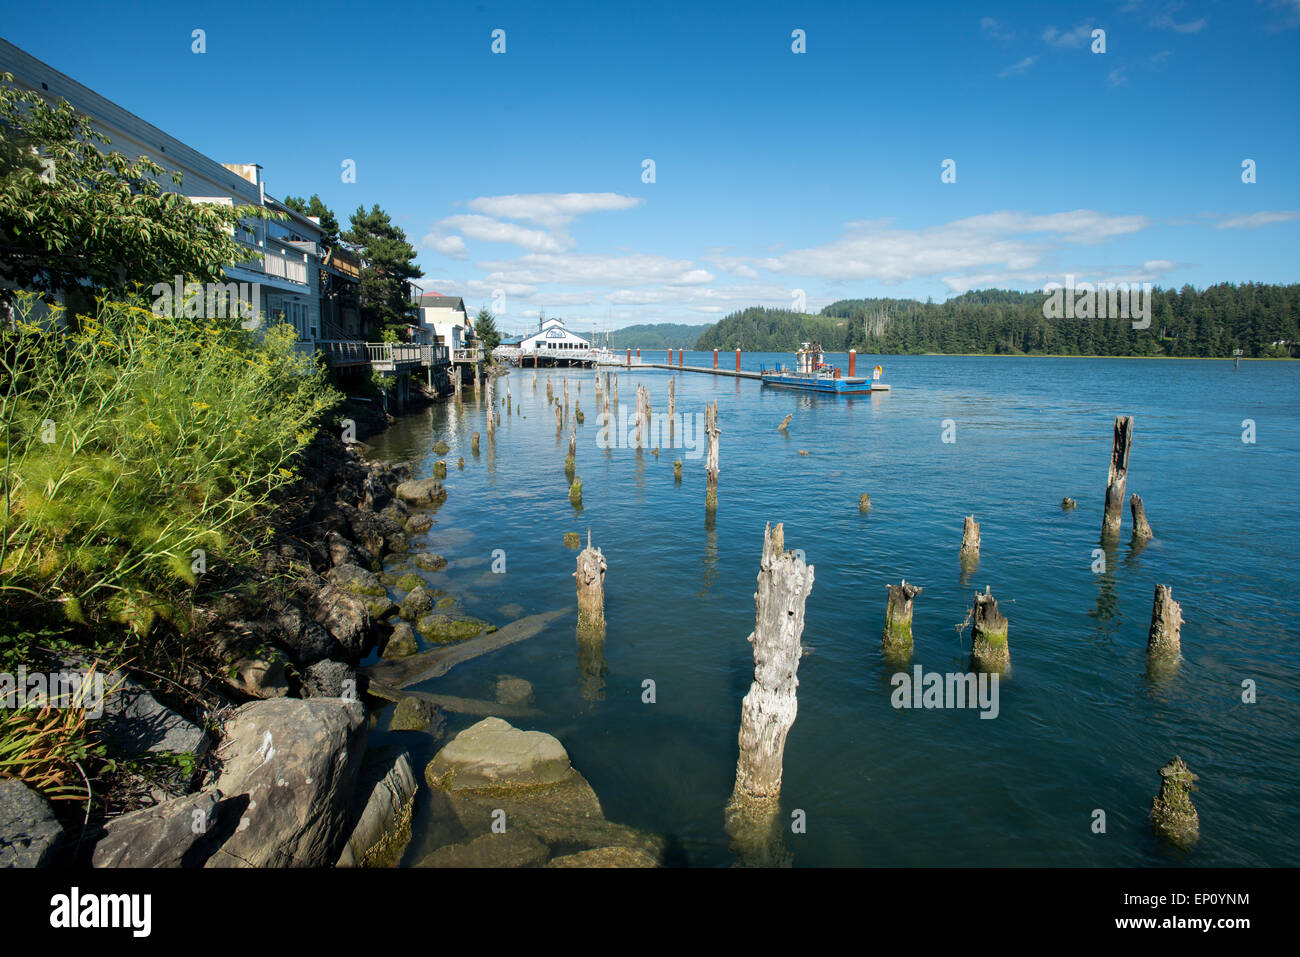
[
  {"left": 417, "top": 293, "right": 470, "bottom": 349},
  {"left": 0, "top": 39, "right": 322, "bottom": 341},
  {"left": 520, "top": 317, "right": 590, "bottom": 360}
]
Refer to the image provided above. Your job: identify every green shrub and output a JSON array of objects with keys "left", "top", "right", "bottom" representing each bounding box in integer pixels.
[{"left": 0, "top": 291, "right": 337, "bottom": 632}]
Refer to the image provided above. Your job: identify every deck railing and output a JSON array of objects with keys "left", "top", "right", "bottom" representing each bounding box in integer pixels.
[{"left": 316, "top": 340, "right": 448, "bottom": 370}]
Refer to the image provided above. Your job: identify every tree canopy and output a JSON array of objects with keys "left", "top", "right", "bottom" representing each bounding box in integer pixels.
[
  {"left": 342, "top": 204, "right": 422, "bottom": 336},
  {"left": 0, "top": 72, "right": 263, "bottom": 310},
  {"left": 283, "top": 193, "right": 340, "bottom": 248}
]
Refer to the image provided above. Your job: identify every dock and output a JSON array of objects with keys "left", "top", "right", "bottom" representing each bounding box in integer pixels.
[{"left": 632, "top": 360, "right": 890, "bottom": 390}]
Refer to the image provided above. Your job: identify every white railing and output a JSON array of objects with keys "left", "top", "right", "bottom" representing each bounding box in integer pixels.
[
  {"left": 315, "top": 341, "right": 448, "bottom": 369},
  {"left": 262, "top": 247, "right": 308, "bottom": 284},
  {"left": 453, "top": 346, "right": 484, "bottom": 362}
]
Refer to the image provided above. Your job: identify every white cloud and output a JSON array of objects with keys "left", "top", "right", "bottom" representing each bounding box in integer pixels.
[
  {"left": 464, "top": 192, "right": 643, "bottom": 229},
  {"left": 981, "top": 17, "right": 1015, "bottom": 42},
  {"left": 478, "top": 252, "right": 715, "bottom": 288},
  {"left": 999, "top": 56, "right": 1038, "bottom": 77},
  {"left": 435, "top": 214, "right": 574, "bottom": 253},
  {"left": 753, "top": 210, "right": 1151, "bottom": 285},
  {"left": 425, "top": 234, "right": 468, "bottom": 258},
  {"left": 1215, "top": 210, "right": 1300, "bottom": 229},
  {"left": 1042, "top": 24, "right": 1094, "bottom": 47}
]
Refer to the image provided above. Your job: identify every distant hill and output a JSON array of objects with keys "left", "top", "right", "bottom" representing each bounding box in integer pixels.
[
  {"left": 686, "top": 284, "right": 1299, "bottom": 357},
  {"left": 692, "top": 308, "right": 852, "bottom": 351},
  {"left": 605, "top": 322, "right": 711, "bottom": 350}
]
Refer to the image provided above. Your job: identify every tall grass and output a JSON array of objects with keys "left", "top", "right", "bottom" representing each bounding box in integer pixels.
[{"left": 0, "top": 290, "right": 338, "bottom": 633}]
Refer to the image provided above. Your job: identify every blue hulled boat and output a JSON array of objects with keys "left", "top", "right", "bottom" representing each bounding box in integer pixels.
[{"left": 759, "top": 342, "right": 885, "bottom": 395}]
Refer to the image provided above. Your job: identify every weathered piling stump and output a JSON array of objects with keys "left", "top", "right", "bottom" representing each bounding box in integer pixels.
[
  {"left": 960, "top": 515, "right": 981, "bottom": 556},
  {"left": 532, "top": 372, "right": 537, "bottom": 392},
  {"left": 453, "top": 370, "right": 462, "bottom": 403},
  {"left": 555, "top": 402, "right": 562, "bottom": 431},
  {"left": 970, "top": 586, "right": 1009, "bottom": 672},
  {"left": 673, "top": 458, "right": 682, "bottom": 481},
  {"left": 882, "top": 580, "right": 921, "bottom": 654},
  {"left": 725, "top": 523, "right": 814, "bottom": 865},
  {"left": 667, "top": 376, "right": 676, "bottom": 423},
  {"left": 568, "top": 477, "right": 583, "bottom": 507},
  {"left": 457, "top": 457, "right": 464, "bottom": 470},
  {"left": 1150, "top": 756, "right": 1199, "bottom": 850},
  {"left": 471, "top": 432, "right": 480, "bottom": 456},
  {"left": 563, "top": 531, "right": 580, "bottom": 549},
  {"left": 565, "top": 419, "right": 577, "bottom": 479},
  {"left": 1130, "top": 493, "right": 1153, "bottom": 541},
  {"left": 575, "top": 401, "right": 584, "bottom": 424},
  {"left": 507, "top": 389, "right": 512, "bottom": 414},
  {"left": 858, "top": 493, "right": 871, "bottom": 512},
  {"left": 1102, "top": 415, "right": 1134, "bottom": 538},
  {"left": 1061, "top": 497, "right": 1077, "bottom": 510},
  {"left": 1147, "top": 584, "right": 1182, "bottom": 657},
  {"left": 574, "top": 530, "right": 606, "bottom": 637},
  {"left": 778, "top": 413, "right": 792, "bottom": 432},
  {"left": 546, "top": 378, "right": 553, "bottom": 403},
  {"left": 612, "top": 372, "right": 619, "bottom": 410},
  {"left": 433, "top": 460, "right": 447, "bottom": 479},
  {"left": 486, "top": 407, "right": 495, "bottom": 436},
  {"left": 705, "top": 400, "right": 720, "bottom": 510},
  {"left": 474, "top": 366, "right": 481, "bottom": 394}
]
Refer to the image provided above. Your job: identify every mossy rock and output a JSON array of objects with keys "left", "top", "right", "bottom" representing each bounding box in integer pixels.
[
  {"left": 563, "top": 532, "right": 581, "bottom": 549},
  {"left": 385, "top": 532, "right": 410, "bottom": 554},
  {"left": 396, "top": 572, "right": 423, "bottom": 593},
  {"left": 401, "top": 586, "right": 433, "bottom": 619},
  {"left": 365, "top": 596, "right": 398, "bottom": 620},
  {"left": 1061, "top": 497, "right": 1077, "bottom": 510},
  {"left": 382, "top": 624, "right": 419, "bottom": 660},
  {"left": 412, "top": 552, "right": 448, "bottom": 572},
  {"left": 406, "top": 513, "right": 433, "bottom": 535},
  {"left": 416, "top": 614, "right": 490, "bottom": 644},
  {"left": 433, "top": 440, "right": 450, "bottom": 455},
  {"left": 435, "top": 595, "right": 456, "bottom": 609}
]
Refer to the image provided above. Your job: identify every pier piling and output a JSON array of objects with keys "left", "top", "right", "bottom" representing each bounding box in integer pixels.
[
  {"left": 778, "top": 413, "right": 792, "bottom": 432},
  {"left": 1103, "top": 415, "right": 1134, "bottom": 538},
  {"left": 1147, "top": 584, "right": 1182, "bottom": 657},
  {"left": 1150, "top": 756, "right": 1199, "bottom": 849},
  {"left": 574, "top": 530, "right": 607, "bottom": 637},
  {"left": 971, "top": 586, "right": 1009, "bottom": 672},
  {"left": 883, "top": 580, "right": 922, "bottom": 654},
  {"left": 961, "top": 515, "right": 981, "bottom": 556},
  {"left": 1130, "top": 493, "right": 1154, "bottom": 541},
  {"left": 705, "top": 401, "right": 720, "bottom": 510}
]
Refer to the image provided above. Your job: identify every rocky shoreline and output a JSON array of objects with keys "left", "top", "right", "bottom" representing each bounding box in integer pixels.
[{"left": 2, "top": 384, "right": 660, "bottom": 869}]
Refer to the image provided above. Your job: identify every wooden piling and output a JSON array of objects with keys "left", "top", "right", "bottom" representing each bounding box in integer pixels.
[
  {"left": 453, "top": 368, "right": 462, "bottom": 402},
  {"left": 568, "top": 477, "right": 582, "bottom": 507},
  {"left": 555, "top": 402, "right": 562, "bottom": 431},
  {"left": 730, "top": 522, "right": 814, "bottom": 803},
  {"left": 858, "top": 493, "right": 871, "bottom": 512},
  {"left": 565, "top": 417, "right": 576, "bottom": 479},
  {"left": 574, "top": 530, "right": 606, "bottom": 637},
  {"left": 1150, "top": 756, "right": 1199, "bottom": 850},
  {"left": 1147, "top": 584, "right": 1182, "bottom": 657},
  {"left": 777, "top": 413, "right": 792, "bottom": 432},
  {"left": 705, "top": 400, "right": 720, "bottom": 510},
  {"left": 1102, "top": 415, "right": 1134, "bottom": 538},
  {"left": 960, "top": 515, "right": 981, "bottom": 556},
  {"left": 883, "top": 580, "right": 922, "bottom": 653},
  {"left": 507, "top": 389, "right": 512, "bottom": 414},
  {"left": 971, "top": 586, "right": 1009, "bottom": 671},
  {"left": 1130, "top": 493, "right": 1153, "bottom": 541}
]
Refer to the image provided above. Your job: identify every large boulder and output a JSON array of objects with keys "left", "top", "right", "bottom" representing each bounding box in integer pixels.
[
  {"left": 261, "top": 599, "right": 339, "bottom": 666},
  {"left": 381, "top": 623, "right": 418, "bottom": 660},
  {"left": 301, "top": 660, "right": 357, "bottom": 699},
  {"left": 400, "top": 586, "right": 433, "bottom": 620},
  {"left": 418, "top": 830, "right": 548, "bottom": 868},
  {"left": 336, "top": 750, "right": 417, "bottom": 868},
  {"left": 308, "top": 583, "right": 371, "bottom": 660},
  {"left": 100, "top": 672, "right": 208, "bottom": 760},
  {"left": 394, "top": 477, "right": 447, "bottom": 506},
  {"left": 0, "top": 780, "right": 63, "bottom": 868},
  {"left": 421, "top": 719, "right": 662, "bottom": 866},
  {"left": 205, "top": 698, "right": 368, "bottom": 868},
  {"left": 91, "top": 790, "right": 222, "bottom": 868},
  {"left": 327, "top": 563, "right": 386, "bottom": 598}
]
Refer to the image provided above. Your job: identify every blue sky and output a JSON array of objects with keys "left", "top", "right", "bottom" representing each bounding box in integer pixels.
[{"left": 3, "top": 0, "right": 1298, "bottom": 333}]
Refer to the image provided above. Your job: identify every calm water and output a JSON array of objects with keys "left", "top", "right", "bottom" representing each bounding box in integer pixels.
[{"left": 363, "top": 352, "right": 1300, "bottom": 867}]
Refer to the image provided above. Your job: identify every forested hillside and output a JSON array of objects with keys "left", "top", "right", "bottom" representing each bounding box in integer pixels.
[{"left": 690, "top": 285, "right": 1298, "bottom": 357}]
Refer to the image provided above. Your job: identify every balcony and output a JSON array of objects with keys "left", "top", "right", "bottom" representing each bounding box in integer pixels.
[
  {"left": 233, "top": 245, "right": 308, "bottom": 285},
  {"left": 317, "top": 340, "right": 449, "bottom": 372}
]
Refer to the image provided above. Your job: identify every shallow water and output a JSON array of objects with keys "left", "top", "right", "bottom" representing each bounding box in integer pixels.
[{"left": 362, "top": 352, "right": 1300, "bottom": 867}]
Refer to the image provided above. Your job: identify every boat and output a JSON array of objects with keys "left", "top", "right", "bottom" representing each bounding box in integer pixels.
[{"left": 759, "top": 342, "right": 883, "bottom": 395}]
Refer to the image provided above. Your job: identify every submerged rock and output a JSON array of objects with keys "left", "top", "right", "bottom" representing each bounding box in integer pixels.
[
  {"left": 396, "top": 572, "right": 423, "bottom": 593},
  {"left": 419, "top": 718, "right": 662, "bottom": 867},
  {"left": 405, "top": 513, "right": 433, "bottom": 535},
  {"left": 412, "top": 552, "right": 448, "bottom": 573},
  {"left": 563, "top": 532, "right": 581, "bottom": 548},
  {"left": 416, "top": 614, "right": 489, "bottom": 644},
  {"left": 433, "top": 440, "right": 450, "bottom": 455},
  {"left": 495, "top": 676, "right": 534, "bottom": 708},
  {"left": 395, "top": 477, "right": 447, "bottom": 506},
  {"left": 390, "top": 695, "right": 446, "bottom": 735},
  {"left": 419, "top": 830, "right": 548, "bottom": 868},
  {"left": 548, "top": 846, "right": 658, "bottom": 868}
]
